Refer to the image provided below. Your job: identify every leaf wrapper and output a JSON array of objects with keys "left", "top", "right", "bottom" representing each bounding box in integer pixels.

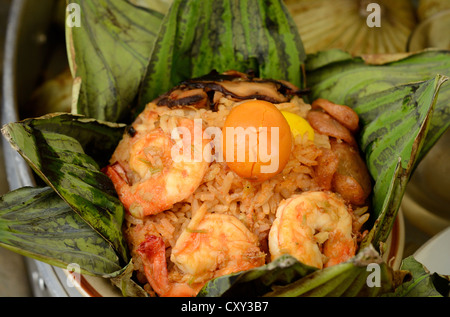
[
  {"left": 1, "top": 114, "right": 128, "bottom": 263},
  {"left": 306, "top": 49, "right": 449, "bottom": 249},
  {"left": 306, "top": 49, "right": 450, "bottom": 163},
  {"left": 199, "top": 246, "right": 395, "bottom": 297},
  {"left": 66, "top": 0, "right": 164, "bottom": 123},
  {"left": 383, "top": 256, "right": 449, "bottom": 297},
  {"left": 138, "top": 0, "right": 306, "bottom": 109},
  {"left": 0, "top": 187, "right": 122, "bottom": 276}
]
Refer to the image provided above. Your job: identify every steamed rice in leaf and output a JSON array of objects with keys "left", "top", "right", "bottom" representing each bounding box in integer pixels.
[{"left": 104, "top": 71, "right": 372, "bottom": 297}]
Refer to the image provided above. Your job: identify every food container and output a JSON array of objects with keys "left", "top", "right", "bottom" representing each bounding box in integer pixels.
[{"left": 1, "top": 0, "right": 80, "bottom": 297}]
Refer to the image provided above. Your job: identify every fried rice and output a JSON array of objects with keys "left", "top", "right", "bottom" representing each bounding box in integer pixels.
[{"left": 120, "top": 94, "right": 370, "bottom": 295}]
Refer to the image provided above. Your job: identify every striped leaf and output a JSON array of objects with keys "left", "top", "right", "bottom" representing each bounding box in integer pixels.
[
  {"left": 198, "top": 255, "right": 317, "bottom": 297},
  {"left": 264, "top": 246, "right": 395, "bottom": 297},
  {"left": 1, "top": 114, "right": 128, "bottom": 263},
  {"left": 138, "top": 0, "right": 306, "bottom": 109},
  {"left": 306, "top": 49, "right": 450, "bottom": 163},
  {"left": 66, "top": 0, "right": 164, "bottom": 123},
  {"left": 199, "top": 246, "right": 396, "bottom": 297},
  {"left": 306, "top": 50, "right": 449, "bottom": 249},
  {"left": 359, "top": 76, "right": 447, "bottom": 248},
  {"left": 0, "top": 187, "right": 122, "bottom": 276}
]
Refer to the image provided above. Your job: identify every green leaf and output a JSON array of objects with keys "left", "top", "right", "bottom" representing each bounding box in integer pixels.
[
  {"left": 357, "top": 76, "right": 446, "bottom": 223},
  {"left": 66, "top": 0, "right": 164, "bottom": 123},
  {"left": 306, "top": 49, "right": 450, "bottom": 163},
  {"left": 1, "top": 113, "right": 128, "bottom": 263},
  {"left": 110, "top": 261, "right": 149, "bottom": 297},
  {"left": 138, "top": 0, "right": 306, "bottom": 109},
  {"left": 197, "top": 255, "right": 317, "bottom": 297},
  {"left": 198, "top": 246, "right": 395, "bottom": 297},
  {"left": 306, "top": 49, "right": 449, "bottom": 250},
  {"left": 0, "top": 187, "right": 122, "bottom": 276},
  {"left": 384, "top": 256, "right": 449, "bottom": 297},
  {"left": 265, "top": 246, "right": 394, "bottom": 297},
  {"left": 360, "top": 75, "right": 446, "bottom": 248}
]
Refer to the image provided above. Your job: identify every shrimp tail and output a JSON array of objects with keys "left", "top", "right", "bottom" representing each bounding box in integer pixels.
[
  {"left": 103, "top": 163, "right": 139, "bottom": 215},
  {"left": 103, "top": 162, "right": 128, "bottom": 189},
  {"left": 137, "top": 235, "right": 171, "bottom": 296},
  {"left": 104, "top": 163, "right": 159, "bottom": 218},
  {"left": 137, "top": 235, "right": 197, "bottom": 297}
]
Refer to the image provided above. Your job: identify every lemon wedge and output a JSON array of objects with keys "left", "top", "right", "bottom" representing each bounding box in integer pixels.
[{"left": 281, "top": 111, "right": 314, "bottom": 141}]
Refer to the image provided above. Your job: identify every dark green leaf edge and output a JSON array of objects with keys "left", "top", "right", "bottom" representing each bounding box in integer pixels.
[
  {"left": 0, "top": 186, "right": 123, "bottom": 276},
  {"left": 198, "top": 245, "right": 396, "bottom": 297},
  {"left": 382, "top": 256, "right": 448, "bottom": 297},
  {"left": 1, "top": 114, "right": 129, "bottom": 264},
  {"left": 197, "top": 254, "right": 317, "bottom": 297}
]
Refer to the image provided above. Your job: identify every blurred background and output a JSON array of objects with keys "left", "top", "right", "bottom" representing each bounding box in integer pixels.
[
  {"left": 0, "top": 0, "right": 32, "bottom": 297},
  {"left": 0, "top": 0, "right": 448, "bottom": 297}
]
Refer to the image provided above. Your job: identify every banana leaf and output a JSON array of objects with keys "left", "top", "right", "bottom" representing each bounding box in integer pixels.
[
  {"left": 137, "top": 0, "right": 306, "bottom": 110},
  {"left": 66, "top": 0, "right": 164, "bottom": 123},
  {"left": 0, "top": 186, "right": 122, "bottom": 276},
  {"left": 1, "top": 114, "right": 128, "bottom": 264}
]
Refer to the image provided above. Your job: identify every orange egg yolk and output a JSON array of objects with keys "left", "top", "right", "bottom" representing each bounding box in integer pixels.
[{"left": 222, "top": 100, "right": 292, "bottom": 182}]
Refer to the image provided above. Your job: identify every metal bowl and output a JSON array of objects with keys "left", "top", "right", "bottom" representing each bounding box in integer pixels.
[{"left": 1, "top": 0, "right": 83, "bottom": 297}]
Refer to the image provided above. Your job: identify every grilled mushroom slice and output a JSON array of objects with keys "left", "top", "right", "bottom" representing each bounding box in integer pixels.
[{"left": 156, "top": 70, "right": 310, "bottom": 110}]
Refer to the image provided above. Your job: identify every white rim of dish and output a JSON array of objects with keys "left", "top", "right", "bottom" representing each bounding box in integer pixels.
[{"left": 413, "top": 226, "right": 450, "bottom": 276}]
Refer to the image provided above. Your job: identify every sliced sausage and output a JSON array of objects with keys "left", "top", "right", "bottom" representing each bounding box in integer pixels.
[{"left": 311, "top": 98, "right": 359, "bottom": 133}]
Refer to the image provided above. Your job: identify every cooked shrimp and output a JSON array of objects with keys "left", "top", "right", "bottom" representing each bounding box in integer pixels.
[
  {"left": 268, "top": 191, "right": 356, "bottom": 269},
  {"left": 137, "top": 234, "right": 200, "bottom": 297},
  {"left": 171, "top": 205, "right": 265, "bottom": 280},
  {"left": 137, "top": 205, "right": 265, "bottom": 297},
  {"left": 104, "top": 107, "right": 211, "bottom": 218}
]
